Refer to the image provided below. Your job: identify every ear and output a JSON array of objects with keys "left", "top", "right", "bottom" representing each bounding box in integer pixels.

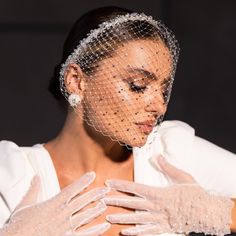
[{"left": 64, "top": 63, "right": 85, "bottom": 98}]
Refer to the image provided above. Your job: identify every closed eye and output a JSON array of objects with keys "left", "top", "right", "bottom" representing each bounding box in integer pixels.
[{"left": 129, "top": 82, "right": 147, "bottom": 93}]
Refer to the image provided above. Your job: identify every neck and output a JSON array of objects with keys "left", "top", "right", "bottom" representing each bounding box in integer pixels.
[{"left": 44, "top": 111, "right": 133, "bottom": 188}]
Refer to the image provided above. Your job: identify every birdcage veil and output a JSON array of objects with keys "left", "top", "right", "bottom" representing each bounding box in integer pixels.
[{"left": 59, "top": 12, "right": 179, "bottom": 148}]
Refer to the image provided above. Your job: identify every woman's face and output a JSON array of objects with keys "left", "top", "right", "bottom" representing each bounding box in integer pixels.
[{"left": 82, "top": 39, "right": 172, "bottom": 147}]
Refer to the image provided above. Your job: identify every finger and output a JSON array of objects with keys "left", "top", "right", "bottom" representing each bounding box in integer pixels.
[
  {"left": 69, "top": 187, "right": 110, "bottom": 213},
  {"left": 155, "top": 155, "right": 195, "bottom": 184},
  {"left": 121, "top": 224, "right": 166, "bottom": 235},
  {"left": 15, "top": 176, "right": 41, "bottom": 210},
  {"left": 105, "top": 179, "right": 158, "bottom": 199},
  {"left": 76, "top": 222, "right": 111, "bottom": 236},
  {"left": 71, "top": 201, "right": 107, "bottom": 230},
  {"left": 59, "top": 172, "right": 96, "bottom": 203},
  {"left": 103, "top": 195, "right": 154, "bottom": 211},
  {"left": 106, "top": 212, "right": 166, "bottom": 224}
]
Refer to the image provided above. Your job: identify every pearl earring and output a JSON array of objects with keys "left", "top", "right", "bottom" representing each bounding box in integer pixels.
[{"left": 68, "top": 93, "right": 81, "bottom": 107}]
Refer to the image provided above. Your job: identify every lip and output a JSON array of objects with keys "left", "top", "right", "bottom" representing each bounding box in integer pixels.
[{"left": 135, "top": 120, "right": 156, "bottom": 134}]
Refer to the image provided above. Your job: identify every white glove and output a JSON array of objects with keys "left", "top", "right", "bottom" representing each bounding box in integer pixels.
[
  {"left": 0, "top": 172, "right": 110, "bottom": 236},
  {"left": 103, "top": 156, "right": 234, "bottom": 236}
]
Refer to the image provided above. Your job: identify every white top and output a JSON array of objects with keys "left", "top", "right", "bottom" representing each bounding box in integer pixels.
[{"left": 0, "top": 120, "right": 236, "bottom": 230}]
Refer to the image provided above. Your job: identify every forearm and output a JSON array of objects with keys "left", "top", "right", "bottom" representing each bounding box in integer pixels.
[{"left": 231, "top": 199, "right": 236, "bottom": 232}]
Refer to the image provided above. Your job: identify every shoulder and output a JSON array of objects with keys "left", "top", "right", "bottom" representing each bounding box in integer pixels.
[
  {"left": 0, "top": 141, "right": 31, "bottom": 187},
  {"left": 155, "top": 120, "right": 236, "bottom": 163},
  {"left": 141, "top": 120, "right": 196, "bottom": 158},
  {"left": 157, "top": 120, "right": 195, "bottom": 153},
  {"left": 159, "top": 120, "right": 195, "bottom": 132},
  {"left": 133, "top": 120, "right": 196, "bottom": 173},
  {"left": 0, "top": 140, "right": 36, "bottom": 211},
  {"left": 157, "top": 121, "right": 236, "bottom": 196},
  {"left": 155, "top": 120, "right": 236, "bottom": 158},
  {"left": 0, "top": 141, "right": 60, "bottom": 208},
  {"left": 133, "top": 120, "right": 196, "bottom": 188},
  {"left": 135, "top": 120, "right": 236, "bottom": 196},
  {"left": 0, "top": 140, "right": 35, "bottom": 190}
]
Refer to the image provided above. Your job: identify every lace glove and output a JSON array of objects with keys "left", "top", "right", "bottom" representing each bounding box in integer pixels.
[
  {"left": 0, "top": 172, "right": 110, "bottom": 236},
  {"left": 103, "top": 156, "right": 234, "bottom": 236}
]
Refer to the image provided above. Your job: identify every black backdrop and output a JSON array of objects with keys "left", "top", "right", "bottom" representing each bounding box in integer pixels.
[{"left": 0, "top": 0, "right": 236, "bottom": 155}]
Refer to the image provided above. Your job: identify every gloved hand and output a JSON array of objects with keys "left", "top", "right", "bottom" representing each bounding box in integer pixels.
[
  {"left": 103, "top": 156, "right": 234, "bottom": 236},
  {"left": 0, "top": 172, "right": 110, "bottom": 236}
]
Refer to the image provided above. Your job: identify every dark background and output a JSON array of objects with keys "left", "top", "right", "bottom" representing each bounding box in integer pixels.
[{"left": 0, "top": 0, "right": 236, "bottom": 154}]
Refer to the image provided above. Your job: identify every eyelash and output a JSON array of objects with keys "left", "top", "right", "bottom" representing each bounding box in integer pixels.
[{"left": 129, "top": 82, "right": 147, "bottom": 93}]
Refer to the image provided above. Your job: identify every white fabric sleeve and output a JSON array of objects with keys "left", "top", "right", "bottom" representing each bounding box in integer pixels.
[
  {"left": 182, "top": 136, "right": 236, "bottom": 197},
  {"left": 133, "top": 120, "right": 236, "bottom": 198},
  {"left": 0, "top": 141, "right": 35, "bottom": 227}
]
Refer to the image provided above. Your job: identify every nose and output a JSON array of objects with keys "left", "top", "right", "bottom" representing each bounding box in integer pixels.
[{"left": 144, "top": 93, "right": 167, "bottom": 115}]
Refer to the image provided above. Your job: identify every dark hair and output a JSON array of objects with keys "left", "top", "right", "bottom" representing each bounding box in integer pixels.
[
  {"left": 49, "top": 6, "right": 179, "bottom": 108},
  {"left": 49, "top": 6, "right": 133, "bottom": 108}
]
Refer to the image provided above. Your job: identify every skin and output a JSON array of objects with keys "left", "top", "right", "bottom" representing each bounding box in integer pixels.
[
  {"left": 44, "top": 38, "right": 236, "bottom": 234},
  {"left": 45, "top": 38, "right": 172, "bottom": 235}
]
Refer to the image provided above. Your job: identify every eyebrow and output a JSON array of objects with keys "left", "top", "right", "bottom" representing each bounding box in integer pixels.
[
  {"left": 126, "top": 67, "right": 158, "bottom": 81},
  {"left": 127, "top": 67, "right": 171, "bottom": 82}
]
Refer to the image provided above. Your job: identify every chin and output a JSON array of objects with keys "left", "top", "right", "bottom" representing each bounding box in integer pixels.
[
  {"left": 122, "top": 135, "right": 148, "bottom": 148},
  {"left": 104, "top": 127, "right": 149, "bottom": 148}
]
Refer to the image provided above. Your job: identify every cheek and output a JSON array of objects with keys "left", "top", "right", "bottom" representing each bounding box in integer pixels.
[
  {"left": 82, "top": 82, "right": 149, "bottom": 146},
  {"left": 83, "top": 82, "right": 130, "bottom": 124},
  {"left": 113, "top": 81, "right": 147, "bottom": 107},
  {"left": 85, "top": 85, "right": 145, "bottom": 135},
  {"left": 87, "top": 80, "right": 140, "bottom": 111}
]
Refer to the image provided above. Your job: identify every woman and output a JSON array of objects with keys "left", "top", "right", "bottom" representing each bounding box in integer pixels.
[{"left": 0, "top": 6, "right": 236, "bottom": 236}]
